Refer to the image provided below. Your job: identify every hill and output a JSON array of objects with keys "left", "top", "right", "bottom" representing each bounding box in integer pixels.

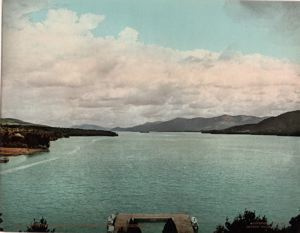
[
  {"left": 0, "top": 118, "right": 39, "bottom": 126},
  {"left": 202, "top": 110, "right": 300, "bottom": 136},
  {"left": 112, "top": 115, "right": 266, "bottom": 132}
]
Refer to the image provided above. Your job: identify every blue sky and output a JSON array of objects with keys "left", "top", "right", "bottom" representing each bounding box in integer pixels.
[{"left": 28, "top": 0, "right": 298, "bottom": 62}]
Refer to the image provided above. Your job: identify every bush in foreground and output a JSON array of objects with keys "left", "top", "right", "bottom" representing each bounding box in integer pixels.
[{"left": 21, "top": 217, "right": 55, "bottom": 232}]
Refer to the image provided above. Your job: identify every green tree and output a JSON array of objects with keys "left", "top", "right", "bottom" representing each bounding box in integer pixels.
[{"left": 214, "top": 210, "right": 282, "bottom": 233}]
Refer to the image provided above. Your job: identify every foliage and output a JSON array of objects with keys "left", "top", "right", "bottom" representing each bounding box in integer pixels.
[{"left": 214, "top": 210, "right": 300, "bottom": 233}]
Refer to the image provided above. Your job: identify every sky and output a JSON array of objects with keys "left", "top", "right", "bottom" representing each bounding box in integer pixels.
[{"left": 1, "top": 0, "right": 300, "bottom": 127}]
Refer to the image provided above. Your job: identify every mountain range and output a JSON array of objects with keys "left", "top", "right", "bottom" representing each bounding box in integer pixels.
[
  {"left": 3, "top": 110, "right": 299, "bottom": 137},
  {"left": 112, "top": 115, "right": 267, "bottom": 132}
]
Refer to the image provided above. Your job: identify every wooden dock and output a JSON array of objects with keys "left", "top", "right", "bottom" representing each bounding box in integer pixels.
[{"left": 113, "top": 213, "right": 196, "bottom": 233}]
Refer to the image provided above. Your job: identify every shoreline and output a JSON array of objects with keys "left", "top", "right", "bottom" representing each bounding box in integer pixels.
[{"left": 0, "top": 147, "right": 49, "bottom": 156}]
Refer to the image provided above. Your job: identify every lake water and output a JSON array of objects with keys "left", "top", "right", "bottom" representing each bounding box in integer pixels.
[{"left": 1, "top": 132, "right": 300, "bottom": 233}]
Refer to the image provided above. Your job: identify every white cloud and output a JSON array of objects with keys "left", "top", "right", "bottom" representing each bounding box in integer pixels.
[
  {"left": 2, "top": 4, "right": 300, "bottom": 127},
  {"left": 42, "top": 9, "right": 105, "bottom": 35},
  {"left": 118, "top": 27, "right": 139, "bottom": 43}
]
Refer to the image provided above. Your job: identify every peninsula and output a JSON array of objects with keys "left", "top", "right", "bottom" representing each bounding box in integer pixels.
[{"left": 0, "top": 118, "right": 118, "bottom": 156}]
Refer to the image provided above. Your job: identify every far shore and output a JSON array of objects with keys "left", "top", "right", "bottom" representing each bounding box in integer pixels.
[{"left": 0, "top": 147, "right": 49, "bottom": 156}]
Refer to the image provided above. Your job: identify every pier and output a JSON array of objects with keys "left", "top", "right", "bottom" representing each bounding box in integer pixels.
[{"left": 109, "top": 213, "right": 197, "bottom": 233}]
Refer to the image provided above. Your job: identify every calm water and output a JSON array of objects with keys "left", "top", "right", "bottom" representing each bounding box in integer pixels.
[{"left": 1, "top": 133, "right": 300, "bottom": 233}]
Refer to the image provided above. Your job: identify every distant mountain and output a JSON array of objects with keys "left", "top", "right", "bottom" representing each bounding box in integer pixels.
[
  {"left": 112, "top": 115, "right": 266, "bottom": 132},
  {"left": 112, "top": 121, "right": 162, "bottom": 132},
  {"left": 72, "top": 124, "right": 107, "bottom": 131},
  {"left": 203, "top": 110, "right": 300, "bottom": 136}
]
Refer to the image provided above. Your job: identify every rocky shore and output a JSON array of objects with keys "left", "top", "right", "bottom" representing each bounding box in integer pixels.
[{"left": 0, "top": 147, "right": 48, "bottom": 156}]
